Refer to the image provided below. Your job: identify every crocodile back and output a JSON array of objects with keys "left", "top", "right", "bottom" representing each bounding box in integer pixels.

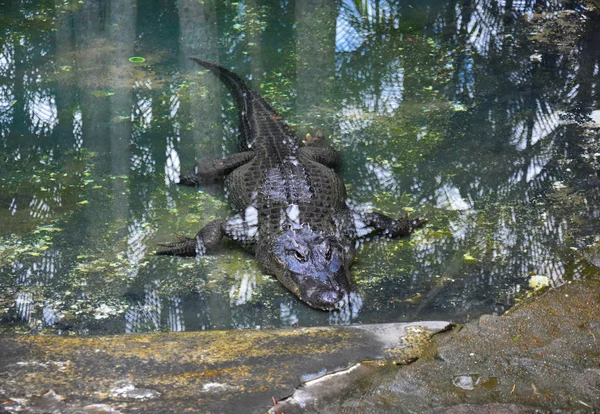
[
  {"left": 190, "top": 58, "right": 348, "bottom": 238},
  {"left": 225, "top": 153, "right": 347, "bottom": 233}
]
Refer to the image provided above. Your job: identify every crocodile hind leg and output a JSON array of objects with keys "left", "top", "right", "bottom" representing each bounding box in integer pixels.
[
  {"left": 156, "top": 219, "right": 226, "bottom": 256},
  {"left": 179, "top": 151, "right": 255, "bottom": 185},
  {"left": 298, "top": 146, "right": 340, "bottom": 168},
  {"left": 299, "top": 132, "right": 340, "bottom": 168}
]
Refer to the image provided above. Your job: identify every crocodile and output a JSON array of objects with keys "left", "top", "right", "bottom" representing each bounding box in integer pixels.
[{"left": 157, "top": 58, "right": 426, "bottom": 311}]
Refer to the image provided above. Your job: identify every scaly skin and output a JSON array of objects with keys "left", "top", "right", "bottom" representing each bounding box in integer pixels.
[{"left": 158, "top": 58, "right": 426, "bottom": 310}]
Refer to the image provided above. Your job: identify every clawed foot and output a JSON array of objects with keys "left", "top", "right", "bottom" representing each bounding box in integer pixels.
[
  {"left": 302, "top": 131, "right": 324, "bottom": 146},
  {"left": 410, "top": 217, "right": 428, "bottom": 231},
  {"left": 393, "top": 215, "right": 428, "bottom": 237}
]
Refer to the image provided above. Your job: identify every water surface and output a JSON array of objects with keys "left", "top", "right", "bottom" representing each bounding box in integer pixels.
[{"left": 1, "top": 0, "right": 599, "bottom": 334}]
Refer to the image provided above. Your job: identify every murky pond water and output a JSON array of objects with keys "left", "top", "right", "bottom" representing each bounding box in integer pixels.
[{"left": 1, "top": 0, "right": 599, "bottom": 335}]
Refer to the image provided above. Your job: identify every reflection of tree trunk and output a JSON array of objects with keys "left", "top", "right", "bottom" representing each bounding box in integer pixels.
[
  {"left": 295, "top": 0, "right": 337, "bottom": 134},
  {"left": 74, "top": 1, "right": 110, "bottom": 156},
  {"left": 574, "top": 12, "right": 599, "bottom": 112},
  {"left": 590, "top": 12, "right": 600, "bottom": 109},
  {"left": 177, "top": 0, "right": 228, "bottom": 327},
  {"left": 246, "top": 0, "right": 264, "bottom": 89},
  {"left": 561, "top": 11, "right": 600, "bottom": 177},
  {"left": 574, "top": 55, "right": 595, "bottom": 113},
  {"left": 54, "top": 0, "right": 76, "bottom": 151},
  {"left": 503, "top": 0, "right": 514, "bottom": 23},
  {"left": 107, "top": 0, "right": 136, "bottom": 222},
  {"left": 71, "top": 3, "right": 111, "bottom": 251},
  {"left": 452, "top": 0, "right": 474, "bottom": 104},
  {"left": 9, "top": 32, "right": 27, "bottom": 148},
  {"left": 177, "top": 0, "right": 223, "bottom": 159}
]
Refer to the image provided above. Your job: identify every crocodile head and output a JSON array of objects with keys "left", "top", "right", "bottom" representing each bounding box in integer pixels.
[{"left": 257, "top": 227, "right": 354, "bottom": 310}]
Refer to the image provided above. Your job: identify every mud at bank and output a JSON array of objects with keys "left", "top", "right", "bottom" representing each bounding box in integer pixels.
[{"left": 0, "top": 279, "right": 598, "bottom": 413}]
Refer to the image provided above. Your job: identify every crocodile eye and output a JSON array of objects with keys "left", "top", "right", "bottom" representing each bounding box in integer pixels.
[{"left": 288, "top": 250, "right": 306, "bottom": 262}]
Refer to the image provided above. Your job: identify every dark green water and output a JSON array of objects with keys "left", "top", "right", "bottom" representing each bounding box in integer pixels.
[{"left": 1, "top": 0, "right": 599, "bottom": 334}]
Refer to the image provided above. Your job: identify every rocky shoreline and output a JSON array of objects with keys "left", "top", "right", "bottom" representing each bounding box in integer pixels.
[{"left": 1, "top": 279, "right": 598, "bottom": 413}]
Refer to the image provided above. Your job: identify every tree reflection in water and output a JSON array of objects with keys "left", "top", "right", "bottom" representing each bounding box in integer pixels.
[{"left": 0, "top": 0, "right": 598, "bottom": 334}]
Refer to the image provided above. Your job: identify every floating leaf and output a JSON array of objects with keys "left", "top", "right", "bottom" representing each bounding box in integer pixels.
[
  {"left": 529, "top": 53, "right": 542, "bottom": 63},
  {"left": 451, "top": 102, "right": 467, "bottom": 112},
  {"left": 92, "top": 90, "right": 115, "bottom": 98},
  {"left": 463, "top": 253, "right": 478, "bottom": 263},
  {"left": 404, "top": 292, "right": 422, "bottom": 304},
  {"left": 128, "top": 56, "right": 145, "bottom": 63}
]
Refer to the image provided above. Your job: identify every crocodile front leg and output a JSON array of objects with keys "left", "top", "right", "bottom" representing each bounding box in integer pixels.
[
  {"left": 156, "top": 219, "right": 226, "bottom": 256},
  {"left": 352, "top": 211, "right": 427, "bottom": 239},
  {"left": 180, "top": 151, "right": 255, "bottom": 185},
  {"left": 156, "top": 208, "right": 260, "bottom": 256}
]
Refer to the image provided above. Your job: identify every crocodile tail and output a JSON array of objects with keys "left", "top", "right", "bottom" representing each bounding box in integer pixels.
[
  {"left": 189, "top": 57, "right": 253, "bottom": 108},
  {"left": 189, "top": 57, "right": 292, "bottom": 150}
]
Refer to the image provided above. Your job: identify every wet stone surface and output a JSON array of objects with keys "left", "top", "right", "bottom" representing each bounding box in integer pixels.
[
  {"left": 276, "top": 280, "right": 600, "bottom": 413},
  {"left": 1, "top": 281, "right": 599, "bottom": 412},
  {"left": 0, "top": 321, "right": 449, "bottom": 413}
]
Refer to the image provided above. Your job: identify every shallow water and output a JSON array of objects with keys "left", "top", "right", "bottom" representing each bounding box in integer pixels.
[{"left": 1, "top": 0, "right": 599, "bottom": 334}]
